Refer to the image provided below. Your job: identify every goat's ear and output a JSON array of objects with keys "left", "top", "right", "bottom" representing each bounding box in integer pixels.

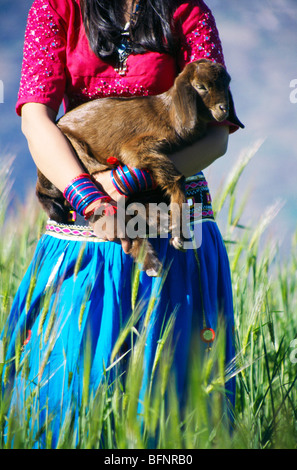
[
  {"left": 228, "top": 90, "right": 245, "bottom": 129},
  {"left": 171, "top": 76, "right": 198, "bottom": 134}
]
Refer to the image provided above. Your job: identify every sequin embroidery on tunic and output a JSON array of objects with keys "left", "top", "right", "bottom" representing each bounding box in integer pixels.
[
  {"left": 180, "top": 10, "right": 226, "bottom": 66},
  {"left": 18, "top": 0, "right": 64, "bottom": 102},
  {"left": 68, "top": 81, "right": 150, "bottom": 109}
]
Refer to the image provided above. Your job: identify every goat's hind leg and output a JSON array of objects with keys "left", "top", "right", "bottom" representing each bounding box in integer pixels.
[{"left": 36, "top": 171, "right": 70, "bottom": 223}]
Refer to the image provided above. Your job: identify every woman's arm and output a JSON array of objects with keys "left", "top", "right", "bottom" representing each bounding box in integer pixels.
[
  {"left": 21, "top": 103, "right": 85, "bottom": 192},
  {"left": 21, "top": 102, "right": 132, "bottom": 252},
  {"left": 169, "top": 125, "right": 229, "bottom": 177}
]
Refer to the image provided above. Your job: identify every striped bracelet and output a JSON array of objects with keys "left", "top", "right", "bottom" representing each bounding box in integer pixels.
[
  {"left": 110, "top": 165, "right": 156, "bottom": 197},
  {"left": 63, "top": 173, "right": 112, "bottom": 219}
]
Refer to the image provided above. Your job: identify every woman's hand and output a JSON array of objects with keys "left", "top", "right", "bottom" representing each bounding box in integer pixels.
[{"left": 92, "top": 169, "right": 125, "bottom": 203}]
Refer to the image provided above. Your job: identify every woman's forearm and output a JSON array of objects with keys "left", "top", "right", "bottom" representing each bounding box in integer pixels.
[
  {"left": 169, "top": 125, "right": 229, "bottom": 177},
  {"left": 21, "top": 103, "right": 84, "bottom": 193}
]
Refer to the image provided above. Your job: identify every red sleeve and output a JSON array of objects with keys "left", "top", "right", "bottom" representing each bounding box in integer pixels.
[
  {"left": 173, "top": 1, "right": 225, "bottom": 69},
  {"left": 16, "top": 0, "right": 68, "bottom": 116},
  {"left": 173, "top": 1, "right": 242, "bottom": 133}
]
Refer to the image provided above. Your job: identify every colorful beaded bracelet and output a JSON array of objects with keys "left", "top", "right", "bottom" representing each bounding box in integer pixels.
[
  {"left": 63, "top": 173, "right": 112, "bottom": 219},
  {"left": 110, "top": 165, "right": 156, "bottom": 197}
]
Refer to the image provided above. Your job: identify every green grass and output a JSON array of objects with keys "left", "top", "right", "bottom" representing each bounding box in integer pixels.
[{"left": 0, "top": 143, "right": 297, "bottom": 449}]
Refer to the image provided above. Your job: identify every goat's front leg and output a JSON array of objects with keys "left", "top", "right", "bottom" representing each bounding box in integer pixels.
[
  {"left": 152, "top": 157, "right": 186, "bottom": 251},
  {"left": 120, "top": 144, "right": 187, "bottom": 250}
]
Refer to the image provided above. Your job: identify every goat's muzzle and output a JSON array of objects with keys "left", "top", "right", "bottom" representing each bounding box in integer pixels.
[{"left": 211, "top": 103, "right": 229, "bottom": 122}]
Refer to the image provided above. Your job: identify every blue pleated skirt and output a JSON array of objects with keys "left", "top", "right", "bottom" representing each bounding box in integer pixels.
[{"left": 1, "top": 174, "right": 235, "bottom": 447}]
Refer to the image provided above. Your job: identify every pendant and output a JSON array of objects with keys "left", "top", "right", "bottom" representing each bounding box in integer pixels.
[
  {"left": 114, "top": 22, "right": 131, "bottom": 76},
  {"left": 114, "top": 49, "right": 129, "bottom": 75},
  {"left": 114, "top": 0, "right": 141, "bottom": 75}
]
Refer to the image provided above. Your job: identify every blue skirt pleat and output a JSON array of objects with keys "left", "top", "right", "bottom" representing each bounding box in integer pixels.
[{"left": 1, "top": 219, "right": 235, "bottom": 447}]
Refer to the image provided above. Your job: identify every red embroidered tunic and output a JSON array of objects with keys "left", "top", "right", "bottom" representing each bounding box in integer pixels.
[{"left": 16, "top": 0, "right": 237, "bottom": 132}]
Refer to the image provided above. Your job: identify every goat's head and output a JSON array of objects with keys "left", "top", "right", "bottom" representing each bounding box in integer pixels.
[
  {"left": 189, "top": 59, "right": 231, "bottom": 122},
  {"left": 172, "top": 59, "right": 244, "bottom": 133}
]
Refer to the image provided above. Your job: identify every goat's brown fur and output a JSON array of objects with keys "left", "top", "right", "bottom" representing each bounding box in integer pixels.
[{"left": 36, "top": 59, "right": 244, "bottom": 274}]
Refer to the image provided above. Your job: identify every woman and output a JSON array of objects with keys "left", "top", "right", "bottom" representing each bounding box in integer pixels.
[{"left": 2, "top": 0, "right": 241, "bottom": 447}]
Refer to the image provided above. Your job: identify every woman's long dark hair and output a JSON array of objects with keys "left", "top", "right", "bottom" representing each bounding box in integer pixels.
[{"left": 80, "top": 0, "right": 182, "bottom": 59}]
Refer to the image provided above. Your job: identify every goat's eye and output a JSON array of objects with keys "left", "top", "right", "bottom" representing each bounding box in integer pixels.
[{"left": 197, "top": 84, "right": 207, "bottom": 91}]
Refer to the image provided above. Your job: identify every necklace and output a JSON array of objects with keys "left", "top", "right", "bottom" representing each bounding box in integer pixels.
[{"left": 114, "top": 1, "right": 140, "bottom": 76}]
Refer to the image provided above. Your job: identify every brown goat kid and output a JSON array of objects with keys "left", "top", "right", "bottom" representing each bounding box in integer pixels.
[{"left": 36, "top": 59, "right": 244, "bottom": 275}]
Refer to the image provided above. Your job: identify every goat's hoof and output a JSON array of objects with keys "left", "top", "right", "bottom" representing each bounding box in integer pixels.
[
  {"left": 171, "top": 236, "right": 186, "bottom": 251},
  {"left": 146, "top": 267, "right": 160, "bottom": 277},
  {"left": 144, "top": 258, "right": 162, "bottom": 277}
]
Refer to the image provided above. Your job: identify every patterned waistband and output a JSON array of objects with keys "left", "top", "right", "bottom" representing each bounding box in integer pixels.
[
  {"left": 45, "top": 173, "right": 214, "bottom": 242},
  {"left": 184, "top": 173, "right": 214, "bottom": 222}
]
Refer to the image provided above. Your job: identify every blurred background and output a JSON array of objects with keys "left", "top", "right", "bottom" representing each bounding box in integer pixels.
[{"left": 0, "top": 0, "right": 296, "bottom": 255}]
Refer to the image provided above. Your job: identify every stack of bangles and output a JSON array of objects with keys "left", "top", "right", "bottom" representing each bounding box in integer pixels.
[{"left": 63, "top": 163, "right": 156, "bottom": 221}]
